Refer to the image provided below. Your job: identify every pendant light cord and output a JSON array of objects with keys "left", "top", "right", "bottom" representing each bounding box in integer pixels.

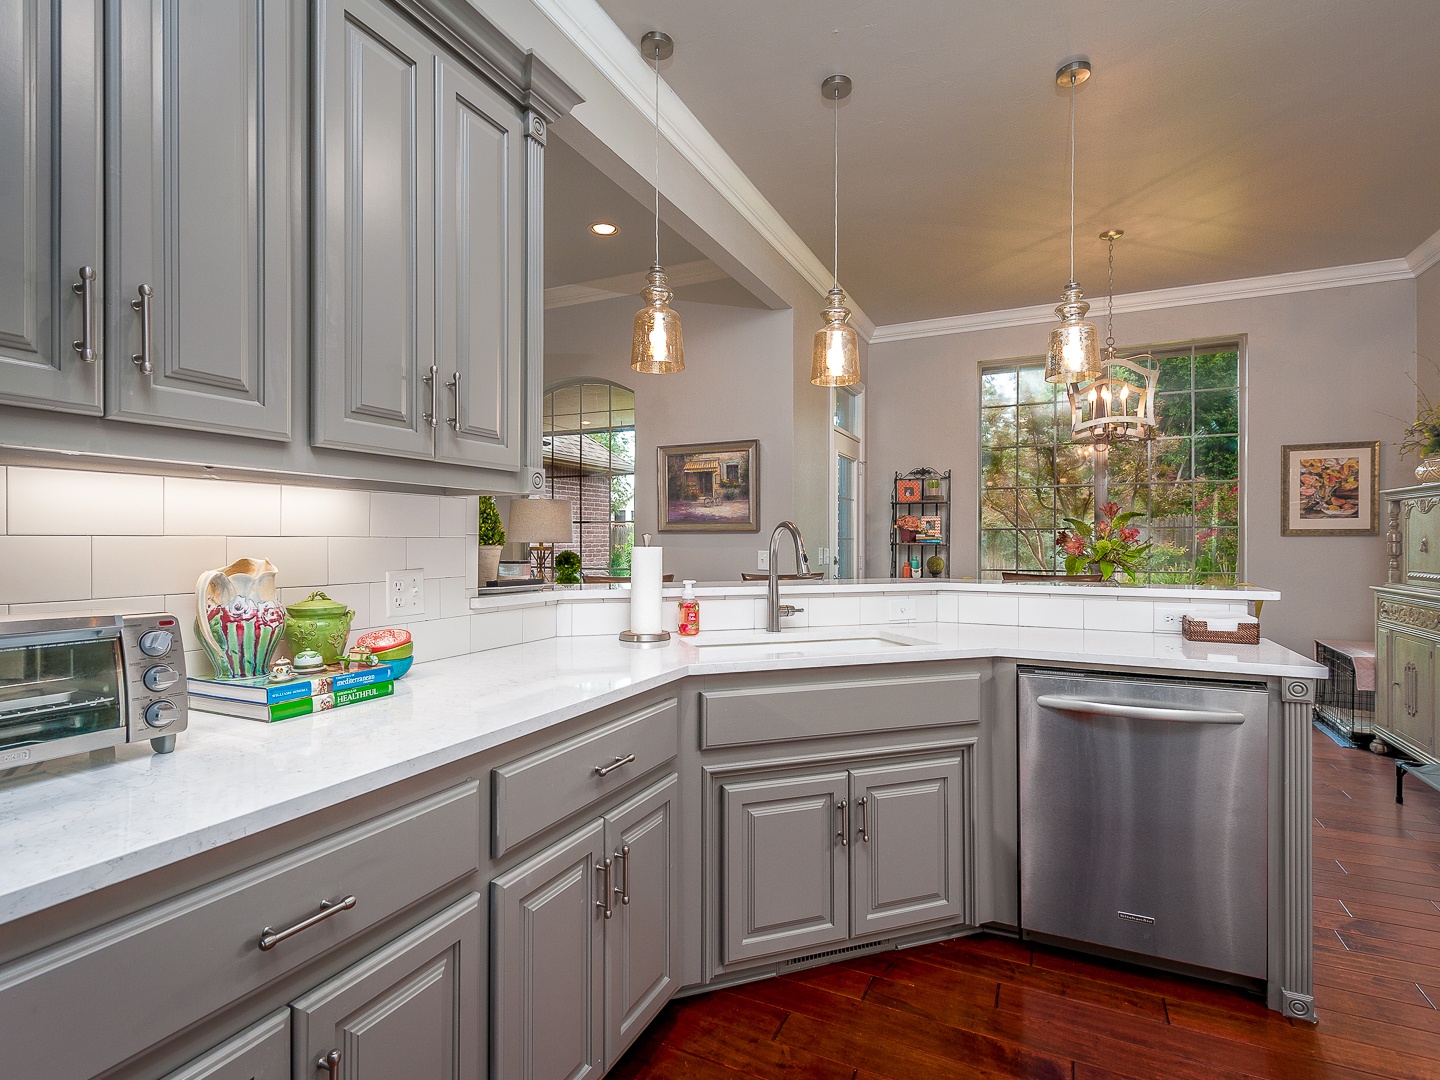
[
  {"left": 652, "top": 48, "right": 661, "bottom": 267},
  {"left": 1068, "top": 74, "right": 1076, "bottom": 285},
  {"left": 832, "top": 88, "right": 840, "bottom": 290},
  {"left": 1106, "top": 234, "right": 1116, "bottom": 348}
]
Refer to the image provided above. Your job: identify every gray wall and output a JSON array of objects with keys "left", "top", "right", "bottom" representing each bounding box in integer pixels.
[
  {"left": 866, "top": 280, "right": 1419, "bottom": 652},
  {"left": 545, "top": 296, "right": 798, "bottom": 582},
  {"left": 1420, "top": 261, "right": 1440, "bottom": 406}
]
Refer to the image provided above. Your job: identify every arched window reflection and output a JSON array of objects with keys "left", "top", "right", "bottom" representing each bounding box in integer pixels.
[{"left": 542, "top": 380, "right": 636, "bottom": 573}]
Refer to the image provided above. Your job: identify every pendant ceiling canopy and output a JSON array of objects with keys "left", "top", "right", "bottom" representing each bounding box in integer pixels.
[
  {"left": 811, "top": 73, "right": 860, "bottom": 387},
  {"left": 1045, "top": 59, "right": 1102, "bottom": 386},
  {"left": 631, "top": 30, "right": 685, "bottom": 375}
]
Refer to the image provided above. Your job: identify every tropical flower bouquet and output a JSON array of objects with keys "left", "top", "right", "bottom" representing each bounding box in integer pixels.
[
  {"left": 895, "top": 514, "right": 923, "bottom": 542},
  {"left": 1056, "top": 501, "right": 1152, "bottom": 581}
]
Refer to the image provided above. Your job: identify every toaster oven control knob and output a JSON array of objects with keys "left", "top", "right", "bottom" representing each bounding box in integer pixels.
[
  {"left": 144, "top": 700, "right": 179, "bottom": 729},
  {"left": 139, "top": 630, "right": 174, "bottom": 657},
  {"left": 143, "top": 665, "right": 180, "bottom": 692}
]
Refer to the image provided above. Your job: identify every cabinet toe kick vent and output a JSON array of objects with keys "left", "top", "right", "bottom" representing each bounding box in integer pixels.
[{"left": 782, "top": 938, "right": 896, "bottom": 970}]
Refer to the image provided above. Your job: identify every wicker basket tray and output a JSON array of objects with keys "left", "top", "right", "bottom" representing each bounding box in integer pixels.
[{"left": 1181, "top": 615, "right": 1260, "bottom": 644}]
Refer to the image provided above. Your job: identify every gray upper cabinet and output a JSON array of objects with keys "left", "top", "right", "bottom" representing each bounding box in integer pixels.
[
  {"left": 107, "top": 0, "right": 297, "bottom": 438},
  {"left": 291, "top": 894, "right": 482, "bottom": 1080},
  {"left": 161, "top": 1010, "right": 290, "bottom": 1080},
  {"left": 0, "top": 0, "right": 103, "bottom": 414}
]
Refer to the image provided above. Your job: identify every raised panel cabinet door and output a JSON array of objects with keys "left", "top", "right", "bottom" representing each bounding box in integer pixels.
[
  {"left": 108, "top": 0, "right": 295, "bottom": 437},
  {"left": 1404, "top": 499, "right": 1440, "bottom": 587},
  {"left": 0, "top": 0, "right": 103, "bottom": 413},
  {"left": 434, "top": 53, "right": 525, "bottom": 470},
  {"left": 1375, "top": 626, "right": 1392, "bottom": 734},
  {"left": 849, "top": 756, "right": 969, "bottom": 938},
  {"left": 291, "top": 894, "right": 482, "bottom": 1080},
  {"left": 720, "top": 771, "right": 850, "bottom": 965},
  {"left": 160, "top": 1010, "right": 289, "bottom": 1080},
  {"left": 491, "top": 820, "right": 606, "bottom": 1080},
  {"left": 1391, "top": 629, "right": 1435, "bottom": 753},
  {"left": 313, "top": 0, "right": 437, "bottom": 458},
  {"left": 603, "top": 775, "right": 680, "bottom": 1069}
]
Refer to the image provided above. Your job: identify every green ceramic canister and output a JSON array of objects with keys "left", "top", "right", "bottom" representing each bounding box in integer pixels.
[{"left": 283, "top": 591, "right": 356, "bottom": 665}]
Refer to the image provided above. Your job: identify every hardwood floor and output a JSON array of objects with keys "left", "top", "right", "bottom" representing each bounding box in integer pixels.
[{"left": 613, "top": 727, "right": 1440, "bottom": 1079}]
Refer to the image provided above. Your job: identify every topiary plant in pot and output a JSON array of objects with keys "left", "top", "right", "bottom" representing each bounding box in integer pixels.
[
  {"left": 477, "top": 496, "right": 506, "bottom": 586},
  {"left": 926, "top": 554, "right": 945, "bottom": 578},
  {"left": 554, "top": 550, "right": 582, "bottom": 585}
]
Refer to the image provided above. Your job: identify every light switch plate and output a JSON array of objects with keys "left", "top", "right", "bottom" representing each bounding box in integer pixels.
[
  {"left": 888, "top": 597, "right": 916, "bottom": 622},
  {"left": 386, "top": 570, "right": 425, "bottom": 617},
  {"left": 757, "top": 550, "right": 769, "bottom": 571}
]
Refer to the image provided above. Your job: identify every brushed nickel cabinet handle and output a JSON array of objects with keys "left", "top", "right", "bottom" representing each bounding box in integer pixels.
[
  {"left": 617, "top": 843, "right": 631, "bottom": 905},
  {"left": 445, "top": 371, "right": 461, "bottom": 430},
  {"left": 858, "top": 795, "right": 869, "bottom": 843},
  {"left": 422, "top": 365, "right": 438, "bottom": 428},
  {"left": 71, "top": 266, "right": 97, "bottom": 362},
  {"left": 258, "top": 895, "right": 356, "bottom": 951},
  {"left": 130, "top": 283, "right": 154, "bottom": 376},
  {"left": 837, "top": 798, "right": 849, "bottom": 847},
  {"left": 317, "top": 1048, "right": 341, "bottom": 1078},
  {"left": 595, "top": 753, "right": 634, "bottom": 777},
  {"left": 596, "top": 857, "right": 613, "bottom": 919}
]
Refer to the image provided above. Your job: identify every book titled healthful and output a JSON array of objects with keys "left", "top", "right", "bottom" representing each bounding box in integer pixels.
[
  {"left": 191, "top": 680, "right": 396, "bottom": 723},
  {"left": 186, "top": 663, "right": 394, "bottom": 705}
]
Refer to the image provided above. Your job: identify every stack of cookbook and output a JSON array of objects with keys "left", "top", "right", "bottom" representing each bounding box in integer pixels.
[{"left": 186, "top": 663, "right": 396, "bottom": 722}]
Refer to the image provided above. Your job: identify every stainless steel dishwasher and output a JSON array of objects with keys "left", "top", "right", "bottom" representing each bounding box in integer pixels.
[{"left": 1018, "top": 668, "right": 1269, "bottom": 980}]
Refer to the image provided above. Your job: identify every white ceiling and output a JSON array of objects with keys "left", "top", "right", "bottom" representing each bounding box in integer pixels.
[{"left": 570, "top": 0, "right": 1440, "bottom": 327}]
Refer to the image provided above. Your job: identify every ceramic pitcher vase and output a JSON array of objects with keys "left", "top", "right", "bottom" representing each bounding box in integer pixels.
[{"left": 195, "top": 558, "right": 286, "bottom": 679}]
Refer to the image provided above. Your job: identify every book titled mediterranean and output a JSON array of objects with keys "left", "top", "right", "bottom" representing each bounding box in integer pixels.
[
  {"left": 186, "top": 663, "right": 394, "bottom": 705},
  {"left": 192, "top": 681, "right": 395, "bottom": 723}
]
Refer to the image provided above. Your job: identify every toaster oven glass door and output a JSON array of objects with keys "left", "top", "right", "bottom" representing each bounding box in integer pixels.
[{"left": 0, "top": 633, "right": 125, "bottom": 751}]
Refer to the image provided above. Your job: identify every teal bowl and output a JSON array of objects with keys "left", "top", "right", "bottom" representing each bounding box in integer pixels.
[{"left": 384, "top": 655, "right": 414, "bottom": 680}]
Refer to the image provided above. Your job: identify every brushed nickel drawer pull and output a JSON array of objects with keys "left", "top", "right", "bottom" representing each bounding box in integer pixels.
[
  {"left": 422, "top": 365, "right": 438, "bottom": 428},
  {"left": 595, "top": 753, "right": 635, "bottom": 777},
  {"left": 131, "top": 283, "right": 154, "bottom": 376},
  {"left": 617, "top": 843, "right": 631, "bottom": 905},
  {"left": 258, "top": 895, "right": 356, "bottom": 951},
  {"left": 858, "top": 795, "right": 869, "bottom": 843},
  {"left": 72, "top": 265, "right": 97, "bottom": 362},
  {"left": 837, "top": 798, "right": 849, "bottom": 847},
  {"left": 318, "top": 1048, "right": 341, "bottom": 1078},
  {"left": 445, "top": 371, "right": 461, "bottom": 430},
  {"left": 597, "top": 857, "right": 613, "bottom": 919}
]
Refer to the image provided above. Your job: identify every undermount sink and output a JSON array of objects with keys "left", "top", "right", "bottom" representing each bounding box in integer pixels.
[{"left": 690, "top": 630, "right": 922, "bottom": 659}]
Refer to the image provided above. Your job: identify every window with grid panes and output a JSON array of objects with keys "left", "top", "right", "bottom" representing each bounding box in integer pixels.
[{"left": 980, "top": 342, "right": 1242, "bottom": 584}]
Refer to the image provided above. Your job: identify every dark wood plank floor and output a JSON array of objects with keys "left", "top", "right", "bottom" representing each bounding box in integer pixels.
[{"left": 613, "top": 728, "right": 1440, "bottom": 1079}]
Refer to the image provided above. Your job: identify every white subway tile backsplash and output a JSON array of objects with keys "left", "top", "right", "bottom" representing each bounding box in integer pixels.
[
  {"left": 462, "top": 535, "right": 480, "bottom": 590},
  {"left": 1083, "top": 599, "right": 1155, "bottom": 633},
  {"left": 282, "top": 486, "right": 371, "bottom": 537},
  {"left": 407, "top": 616, "right": 472, "bottom": 661},
  {"left": 521, "top": 604, "right": 558, "bottom": 642},
  {"left": 407, "top": 536, "right": 466, "bottom": 579},
  {"left": 472, "top": 609, "right": 524, "bottom": 653},
  {"left": 94, "top": 536, "right": 226, "bottom": 599},
  {"left": 807, "top": 595, "right": 861, "bottom": 627},
  {"left": 571, "top": 601, "right": 630, "bottom": 636},
  {"left": 327, "top": 537, "right": 407, "bottom": 585},
  {"left": 10, "top": 595, "right": 164, "bottom": 617},
  {"left": 439, "top": 497, "right": 471, "bottom": 538},
  {"left": 438, "top": 577, "right": 471, "bottom": 619},
  {"left": 8, "top": 468, "right": 163, "bottom": 536},
  {"left": 0, "top": 467, "right": 7, "bottom": 533},
  {"left": 860, "top": 594, "right": 890, "bottom": 625},
  {"left": 423, "top": 575, "right": 442, "bottom": 618},
  {"left": 912, "top": 593, "right": 938, "bottom": 623},
  {"left": 954, "top": 593, "right": 1019, "bottom": 625},
  {"left": 702, "top": 598, "right": 761, "bottom": 631},
  {"left": 1016, "top": 595, "right": 1084, "bottom": 629},
  {"left": 226, "top": 537, "right": 328, "bottom": 590},
  {"left": 165, "top": 593, "right": 203, "bottom": 653},
  {"left": 0, "top": 537, "right": 91, "bottom": 603},
  {"left": 936, "top": 593, "right": 960, "bottom": 622},
  {"left": 164, "top": 478, "right": 282, "bottom": 536},
  {"left": 371, "top": 492, "right": 439, "bottom": 537}
]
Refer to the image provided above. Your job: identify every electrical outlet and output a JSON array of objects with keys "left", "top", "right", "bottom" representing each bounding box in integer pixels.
[
  {"left": 757, "top": 550, "right": 769, "bottom": 571},
  {"left": 1154, "top": 604, "right": 1233, "bottom": 633},
  {"left": 386, "top": 570, "right": 425, "bottom": 617},
  {"left": 888, "top": 597, "right": 916, "bottom": 622}
]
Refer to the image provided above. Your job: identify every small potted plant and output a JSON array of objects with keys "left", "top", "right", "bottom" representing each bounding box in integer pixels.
[
  {"left": 926, "top": 554, "right": 945, "bottom": 578},
  {"left": 554, "top": 550, "right": 582, "bottom": 586},
  {"left": 1055, "top": 501, "right": 1151, "bottom": 581},
  {"left": 478, "top": 496, "right": 506, "bottom": 586},
  {"left": 895, "top": 514, "right": 922, "bottom": 543}
]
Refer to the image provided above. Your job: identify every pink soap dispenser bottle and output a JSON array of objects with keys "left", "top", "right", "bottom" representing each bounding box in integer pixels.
[{"left": 678, "top": 579, "right": 700, "bottom": 636}]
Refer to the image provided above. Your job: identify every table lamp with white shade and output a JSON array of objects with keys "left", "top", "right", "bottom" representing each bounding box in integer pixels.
[{"left": 505, "top": 497, "right": 574, "bottom": 581}]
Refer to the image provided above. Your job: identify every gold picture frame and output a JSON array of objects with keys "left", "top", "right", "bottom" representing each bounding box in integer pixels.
[
  {"left": 657, "top": 440, "right": 760, "bottom": 532},
  {"left": 1280, "top": 440, "right": 1380, "bottom": 536}
]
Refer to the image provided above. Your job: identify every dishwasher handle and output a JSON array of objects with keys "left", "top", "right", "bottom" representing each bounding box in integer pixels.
[{"left": 1034, "top": 694, "right": 1246, "bottom": 725}]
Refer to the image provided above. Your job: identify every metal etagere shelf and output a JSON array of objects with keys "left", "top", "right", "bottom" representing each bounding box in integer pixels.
[{"left": 891, "top": 467, "right": 951, "bottom": 579}]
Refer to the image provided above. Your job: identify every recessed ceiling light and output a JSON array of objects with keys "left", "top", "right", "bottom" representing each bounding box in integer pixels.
[{"left": 589, "top": 221, "right": 619, "bottom": 236}]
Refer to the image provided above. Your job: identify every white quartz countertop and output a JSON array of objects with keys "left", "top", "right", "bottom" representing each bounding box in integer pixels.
[{"left": 0, "top": 622, "right": 1322, "bottom": 928}]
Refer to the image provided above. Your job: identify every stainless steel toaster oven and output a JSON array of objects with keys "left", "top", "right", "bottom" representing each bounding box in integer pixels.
[{"left": 0, "top": 612, "right": 188, "bottom": 770}]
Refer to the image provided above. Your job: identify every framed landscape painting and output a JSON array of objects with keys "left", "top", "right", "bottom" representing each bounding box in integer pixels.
[
  {"left": 657, "top": 440, "right": 760, "bottom": 532},
  {"left": 1280, "top": 441, "right": 1380, "bottom": 536}
]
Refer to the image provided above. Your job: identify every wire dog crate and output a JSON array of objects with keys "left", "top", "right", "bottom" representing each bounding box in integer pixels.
[{"left": 1314, "top": 640, "right": 1375, "bottom": 740}]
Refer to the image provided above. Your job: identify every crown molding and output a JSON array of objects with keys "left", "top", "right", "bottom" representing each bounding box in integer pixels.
[
  {"left": 530, "top": 0, "right": 874, "bottom": 337},
  {"left": 1409, "top": 226, "right": 1440, "bottom": 277},
  {"left": 870, "top": 258, "right": 1416, "bottom": 344},
  {"left": 545, "top": 259, "right": 729, "bottom": 308}
]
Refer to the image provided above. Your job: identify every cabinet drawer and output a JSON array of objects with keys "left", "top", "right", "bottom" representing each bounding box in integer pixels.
[
  {"left": 700, "top": 671, "right": 982, "bottom": 749},
  {"left": 493, "top": 699, "right": 679, "bottom": 856},
  {"left": 0, "top": 781, "right": 480, "bottom": 1080},
  {"left": 1404, "top": 497, "right": 1440, "bottom": 588}
]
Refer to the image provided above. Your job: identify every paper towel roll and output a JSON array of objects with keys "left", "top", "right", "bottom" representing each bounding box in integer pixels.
[{"left": 629, "top": 547, "right": 664, "bottom": 635}]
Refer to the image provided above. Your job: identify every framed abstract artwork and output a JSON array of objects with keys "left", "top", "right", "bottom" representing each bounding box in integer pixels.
[
  {"left": 1280, "top": 441, "right": 1380, "bottom": 536},
  {"left": 657, "top": 440, "right": 760, "bottom": 532}
]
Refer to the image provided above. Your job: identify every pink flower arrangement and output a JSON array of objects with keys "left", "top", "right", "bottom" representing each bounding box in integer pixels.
[
  {"left": 1054, "top": 501, "right": 1152, "bottom": 581},
  {"left": 895, "top": 514, "right": 923, "bottom": 532}
]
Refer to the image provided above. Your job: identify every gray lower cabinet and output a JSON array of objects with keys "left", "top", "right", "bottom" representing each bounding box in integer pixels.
[
  {"left": 722, "top": 756, "right": 971, "bottom": 966},
  {"left": 314, "top": 0, "right": 527, "bottom": 471},
  {"left": 292, "top": 893, "right": 483, "bottom": 1080},
  {"left": 1377, "top": 623, "right": 1437, "bottom": 757},
  {"left": 161, "top": 1010, "right": 290, "bottom": 1080},
  {"left": 0, "top": 0, "right": 103, "bottom": 414},
  {"left": 492, "top": 774, "right": 680, "bottom": 1079},
  {"left": 107, "top": 0, "right": 297, "bottom": 437}
]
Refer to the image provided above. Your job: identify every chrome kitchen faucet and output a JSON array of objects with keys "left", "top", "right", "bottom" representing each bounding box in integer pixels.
[{"left": 765, "top": 521, "right": 810, "bottom": 632}]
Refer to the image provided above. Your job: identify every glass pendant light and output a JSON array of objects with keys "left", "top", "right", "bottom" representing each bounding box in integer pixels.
[
  {"left": 811, "top": 74, "right": 860, "bottom": 387},
  {"left": 1045, "top": 60, "right": 1102, "bottom": 385},
  {"left": 1068, "top": 230, "right": 1158, "bottom": 445},
  {"left": 631, "top": 31, "right": 684, "bottom": 375}
]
